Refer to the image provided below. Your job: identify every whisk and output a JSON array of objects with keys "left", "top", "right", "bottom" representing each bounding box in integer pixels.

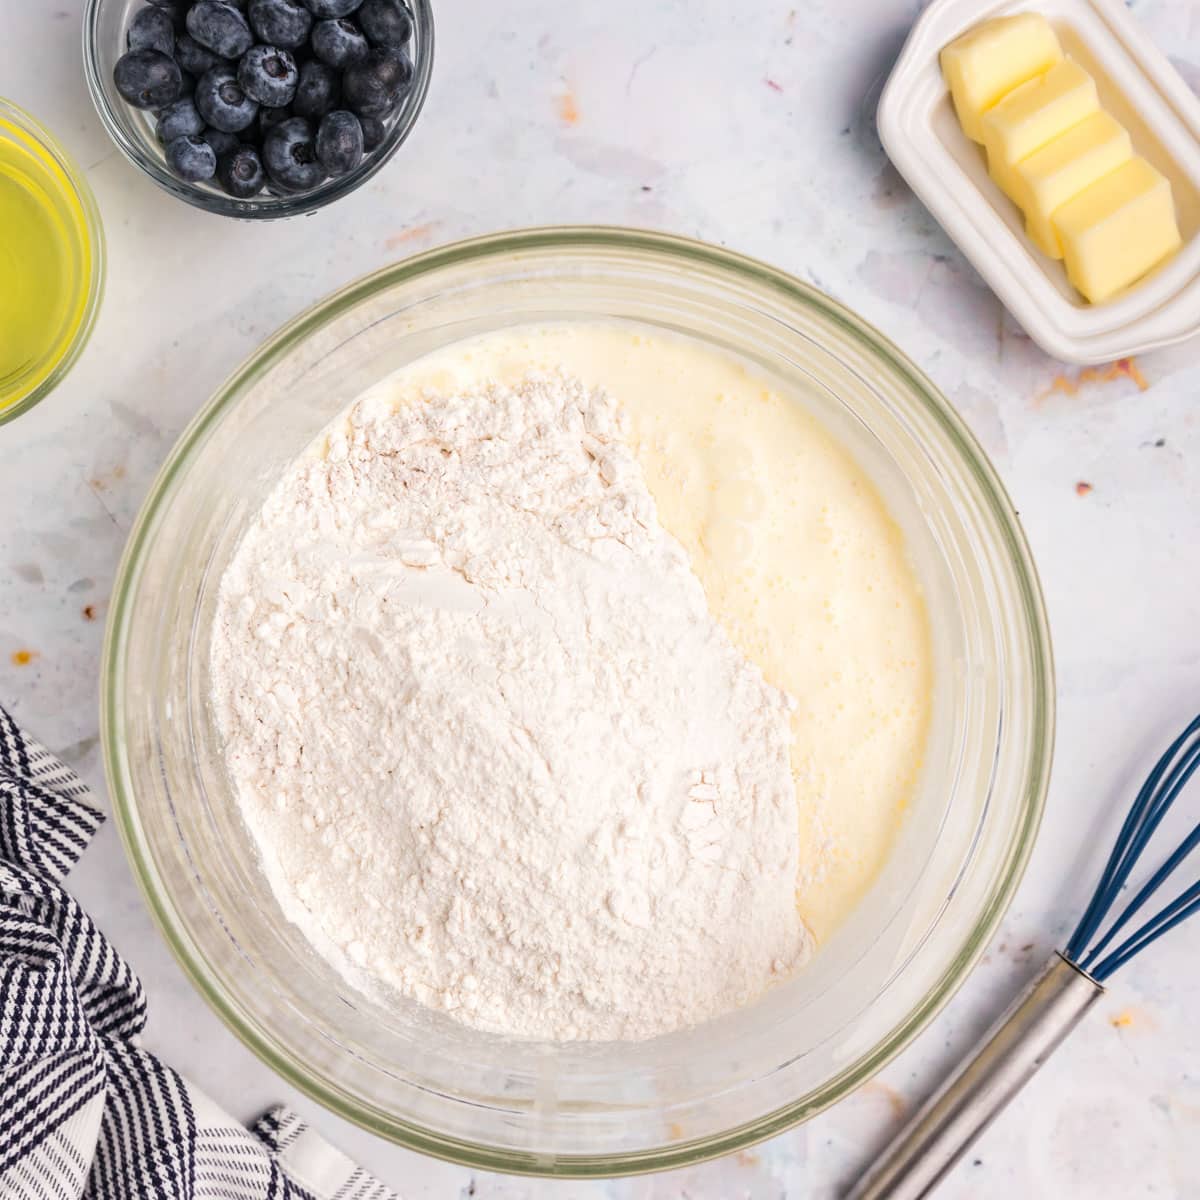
[{"left": 847, "top": 712, "right": 1200, "bottom": 1200}]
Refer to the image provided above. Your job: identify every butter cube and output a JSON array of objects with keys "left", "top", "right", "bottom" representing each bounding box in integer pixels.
[
  {"left": 940, "top": 14, "right": 1063, "bottom": 144},
  {"left": 1012, "top": 111, "right": 1133, "bottom": 258},
  {"left": 1052, "top": 157, "right": 1182, "bottom": 302},
  {"left": 982, "top": 60, "right": 1100, "bottom": 201}
]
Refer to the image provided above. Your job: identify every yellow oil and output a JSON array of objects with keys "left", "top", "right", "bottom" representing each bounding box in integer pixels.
[{"left": 0, "top": 112, "right": 94, "bottom": 414}]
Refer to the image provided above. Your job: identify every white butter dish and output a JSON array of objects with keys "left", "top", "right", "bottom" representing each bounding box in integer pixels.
[{"left": 877, "top": 0, "right": 1200, "bottom": 363}]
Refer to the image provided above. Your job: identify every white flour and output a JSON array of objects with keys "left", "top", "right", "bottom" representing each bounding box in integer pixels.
[{"left": 210, "top": 372, "right": 812, "bottom": 1041}]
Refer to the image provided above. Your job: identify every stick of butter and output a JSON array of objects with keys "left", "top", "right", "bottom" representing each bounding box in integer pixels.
[
  {"left": 1052, "top": 157, "right": 1182, "bottom": 302},
  {"left": 981, "top": 60, "right": 1100, "bottom": 201},
  {"left": 939, "top": 11, "right": 1183, "bottom": 303},
  {"left": 940, "top": 13, "right": 1063, "bottom": 143},
  {"left": 1011, "top": 111, "right": 1132, "bottom": 259}
]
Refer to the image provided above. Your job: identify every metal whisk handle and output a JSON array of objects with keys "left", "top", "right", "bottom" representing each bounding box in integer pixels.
[{"left": 845, "top": 953, "right": 1103, "bottom": 1200}]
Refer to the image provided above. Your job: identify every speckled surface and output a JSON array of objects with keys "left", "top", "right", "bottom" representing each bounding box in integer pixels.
[{"left": 4, "top": 1, "right": 1200, "bottom": 1196}]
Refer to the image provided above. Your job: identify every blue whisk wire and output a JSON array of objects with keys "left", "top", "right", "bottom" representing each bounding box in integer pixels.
[{"left": 1065, "top": 713, "right": 1200, "bottom": 982}]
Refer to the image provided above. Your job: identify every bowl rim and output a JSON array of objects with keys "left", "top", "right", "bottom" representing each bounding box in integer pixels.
[
  {"left": 101, "top": 224, "right": 1055, "bottom": 1176},
  {"left": 0, "top": 97, "right": 106, "bottom": 425},
  {"left": 80, "top": 0, "right": 435, "bottom": 220}
]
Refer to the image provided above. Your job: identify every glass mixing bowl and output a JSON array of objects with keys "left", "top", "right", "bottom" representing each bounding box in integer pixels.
[{"left": 102, "top": 227, "right": 1053, "bottom": 1176}]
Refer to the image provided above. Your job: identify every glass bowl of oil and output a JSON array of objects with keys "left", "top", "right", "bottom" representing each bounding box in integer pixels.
[{"left": 0, "top": 99, "right": 105, "bottom": 425}]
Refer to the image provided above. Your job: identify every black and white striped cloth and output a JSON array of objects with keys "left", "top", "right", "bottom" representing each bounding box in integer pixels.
[{"left": 0, "top": 706, "right": 399, "bottom": 1200}]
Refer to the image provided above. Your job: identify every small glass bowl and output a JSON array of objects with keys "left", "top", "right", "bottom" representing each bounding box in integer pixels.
[
  {"left": 0, "top": 98, "right": 105, "bottom": 425},
  {"left": 82, "top": 0, "right": 434, "bottom": 219}
]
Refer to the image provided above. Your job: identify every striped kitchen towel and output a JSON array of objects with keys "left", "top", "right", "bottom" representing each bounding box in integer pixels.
[{"left": 0, "top": 706, "right": 398, "bottom": 1200}]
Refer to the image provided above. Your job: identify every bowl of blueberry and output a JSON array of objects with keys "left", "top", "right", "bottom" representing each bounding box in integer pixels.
[{"left": 84, "top": 0, "right": 432, "bottom": 217}]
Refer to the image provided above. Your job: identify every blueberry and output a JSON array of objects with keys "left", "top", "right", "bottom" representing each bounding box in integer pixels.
[
  {"left": 292, "top": 59, "right": 340, "bottom": 119},
  {"left": 263, "top": 116, "right": 323, "bottom": 190},
  {"left": 186, "top": 1, "right": 253, "bottom": 59},
  {"left": 218, "top": 144, "right": 266, "bottom": 197},
  {"left": 238, "top": 44, "right": 298, "bottom": 106},
  {"left": 315, "top": 110, "right": 362, "bottom": 174},
  {"left": 177, "top": 70, "right": 197, "bottom": 97},
  {"left": 201, "top": 126, "right": 241, "bottom": 156},
  {"left": 165, "top": 133, "right": 217, "bottom": 182},
  {"left": 311, "top": 18, "right": 368, "bottom": 68},
  {"left": 195, "top": 66, "right": 260, "bottom": 131},
  {"left": 156, "top": 97, "right": 205, "bottom": 142},
  {"left": 247, "top": 0, "right": 312, "bottom": 48},
  {"left": 175, "top": 33, "right": 221, "bottom": 76},
  {"left": 359, "top": 113, "right": 385, "bottom": 151},
  {"left": 301, "top": 0, "right": 362, "bottom": 16},
  {"left": 356, "top": 0, "right": 411, "bottom": 48},
  {"left": 127, "top": 7, "right": 176, "bottom": 55},
  {"left": 113, "top": 49, "right": 182, "bottom": 109},
  {"left": 341, "top": 46, "right": 411, "bottom": 116}
]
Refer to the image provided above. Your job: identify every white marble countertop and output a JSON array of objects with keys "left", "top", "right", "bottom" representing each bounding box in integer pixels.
[{"left": 4, "top": 0, "right": 1200, "bottom": 1196}]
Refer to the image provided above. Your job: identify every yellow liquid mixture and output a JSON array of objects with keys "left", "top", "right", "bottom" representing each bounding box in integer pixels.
[{"left": 0, "top": 113, "right": 94, "bottom": 413}]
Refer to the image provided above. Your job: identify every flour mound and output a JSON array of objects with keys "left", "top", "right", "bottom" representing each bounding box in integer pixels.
[{"left": 210, "top": 372, "right": 811, "bottom": 1041}]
